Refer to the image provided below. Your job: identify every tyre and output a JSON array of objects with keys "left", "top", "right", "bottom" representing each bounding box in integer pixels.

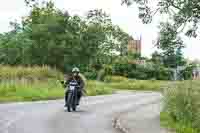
[
  {"left": 67, "top": 105, "right": 71, "bottom": 112},
  {"left": 67, "top": 92, "right": 72, "bottom": 112},
  {"left": 72, "top": 90, "right": 77, "bottom": 111},
  {"left": 72, "top": 105, "right": 76, "bottom": 111}
]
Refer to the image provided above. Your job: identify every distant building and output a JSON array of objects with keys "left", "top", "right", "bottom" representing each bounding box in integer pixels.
[{"left": 127, "top": 36, "right": 142, "bottom": 56}]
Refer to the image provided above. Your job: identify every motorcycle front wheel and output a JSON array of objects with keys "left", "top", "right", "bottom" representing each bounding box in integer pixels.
[{"left": 67, "top": 91, "right": 73, "bottom": 112}]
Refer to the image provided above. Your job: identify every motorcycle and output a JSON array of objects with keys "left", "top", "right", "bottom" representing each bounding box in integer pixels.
[{"left": 60, "top": 80, "right": 79, "bottom": 112}]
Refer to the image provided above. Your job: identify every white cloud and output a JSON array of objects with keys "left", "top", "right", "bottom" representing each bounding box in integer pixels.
[{"left": 0, "top": 0, "right": 199, "bottom": 60}]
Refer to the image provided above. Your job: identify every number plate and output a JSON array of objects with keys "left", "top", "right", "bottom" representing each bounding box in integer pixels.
[{"left": 69, "top": 86, "right": 75, "bottom": 90}]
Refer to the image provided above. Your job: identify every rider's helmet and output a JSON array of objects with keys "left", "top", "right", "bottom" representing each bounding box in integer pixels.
[{"left": 72, "top": 67, "right": 80, "bottom": 74}]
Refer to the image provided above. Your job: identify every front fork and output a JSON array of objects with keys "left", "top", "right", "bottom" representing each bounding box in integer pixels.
[{"left": 67, "top": 89, "right": 77, "bottom": 106}]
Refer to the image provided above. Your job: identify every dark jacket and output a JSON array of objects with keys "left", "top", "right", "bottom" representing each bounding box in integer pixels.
[{"left": 65, "top": 75, "right": 85, "bottom": 90}]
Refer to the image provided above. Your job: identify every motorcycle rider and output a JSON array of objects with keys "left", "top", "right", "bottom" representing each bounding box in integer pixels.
[{"left": 64, "top": 67, "right": 85, "bottom": 107}]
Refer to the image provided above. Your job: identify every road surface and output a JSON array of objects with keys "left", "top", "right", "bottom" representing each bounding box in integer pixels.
[{"left": 0, "top": 92, "right": 163, "bottom": 133}]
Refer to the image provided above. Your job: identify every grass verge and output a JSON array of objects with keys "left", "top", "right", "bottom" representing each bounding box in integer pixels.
[
  {"left": 0, "top": 67, "right": 168, "bottom": 103},
  {"left": 161, "top": 80, "right": 200, "bottom": 133},
  {"left": 0, "top": 79, "right": 114, "bottom": 103},
  {"left": 160, "top": 112, "right": 199, "bottom": 133},
  {"left": 108, "top": 79, "right": 167, "bottom": 91}
]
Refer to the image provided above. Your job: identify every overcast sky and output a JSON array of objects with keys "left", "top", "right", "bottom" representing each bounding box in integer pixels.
[{"left": 0, "top": 0, "right": 200, "bottom": 60}]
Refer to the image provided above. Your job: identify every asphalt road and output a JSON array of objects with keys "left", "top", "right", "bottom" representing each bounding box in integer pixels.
[{"left": 0, "top": 92, "right": 162, "bottom": 133}]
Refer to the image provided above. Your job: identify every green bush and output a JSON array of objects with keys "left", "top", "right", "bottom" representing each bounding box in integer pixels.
[
  {"left": 96, "top": 65, "right": 113, "bottom": 81},
  {"left": 155, "top": 66, "right": 172, "bottom": 80},
  {"left": 84, "top": 71, "right": 97, "bottom": 80},
  {"left": 162, "top": 81, "right": 200, "bottom": 132},
  {"left": 181, "top": 64, "right": 195, "bottom": 80},
  {"left": 128, "top": 70, "right": 148, "bottom": 80},
  {"left": 104, "top": 75, "right": 128, "bottom": 83},
  {"left": 111, "top": 61, "right": 172, "bottom": 80},
  {"left": 112, "top": 63, "right": 130, "bottom": 76}
]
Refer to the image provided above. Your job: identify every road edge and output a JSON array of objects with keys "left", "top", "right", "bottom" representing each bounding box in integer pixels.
[{"left": 112, "top": 98, "right": 163, "bottom": 133}]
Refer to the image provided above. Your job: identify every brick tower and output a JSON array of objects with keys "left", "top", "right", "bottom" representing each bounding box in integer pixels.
[{"left": 127, "top": 36, "right": 142, "bottom": 56}]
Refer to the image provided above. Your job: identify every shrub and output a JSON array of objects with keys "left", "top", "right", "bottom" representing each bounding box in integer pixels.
[
  {"left": 127, "top": 70, "right": 148, "bottom": 80},
  {"left": 160, "top": 112, "right": 199, "bottom": 133},
  {"left": 96, "top": 65, "right": 113, "bottom": 81},
  {"left": 84, "top": 71, "right": 97, "bottom": 80},
  {"left": 181, "top": 64, "right": 195, "bottom": 80},
  {"left": 104, "top": 76, "right": 128, "bottom": 83},
  {"left": 162, "top": 81, "right": 200, "bottom": 132},
  {"left": 111, "top": 61, "right": 172, "bottom": 80}
]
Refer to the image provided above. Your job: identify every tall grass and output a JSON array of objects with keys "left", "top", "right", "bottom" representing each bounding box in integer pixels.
[
  {"left": 86, "top": 81, "right": 113, "bottom": 96},
  {"left": 0, "top": 65, "right": 63, "bottom": 80},
  {"left": 0, "top": 66, "right": 169, "bottom": 103},
  {"left": 0, "top": 79, "right": 114, "bottom": 102},
  {"left": 0, "top": 65, "right": 63, "bottom": 102},
  {"left": 109, "top": 79, "right": 167, "bottom": 91},
  {"left": 0, "top": 65, "right": 114, "bottom": 102},
  {"left": 161, "top": 80, "right": 200, "bottom": 133}
]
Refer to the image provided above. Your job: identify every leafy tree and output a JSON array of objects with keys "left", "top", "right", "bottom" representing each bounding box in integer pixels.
[
  {"left": 151, "top": 51, "right": 163, "bottom": 65},
  {"left": 112, "top": 26, "right": 130, "bottom": 56},
  {"left": 122, "top": 0, "right": 200, "bottom": 37},
  {"left": 0, "top": 1, "right": 132, "bottom": 74},
  {"left": 156, "top": 22, "right": 185, "bottom": 68}
]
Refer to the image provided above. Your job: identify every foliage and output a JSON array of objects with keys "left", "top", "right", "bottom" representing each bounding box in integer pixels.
[
  {"left": 0, "top": 65, "right": 169, "bottom": 102},
  {"left": 157, "top": 22, "right": 186, "bottom": 68},
  {"left": 111, "top": 56, "right": 172, "bottom": 80},
  {"left": 0, "top": 79, "right": 114, "bottom": 102},
  {"left": 0, "top": 65, "right": 112, "bottom": 102},
  {"left": 86, "top": 81, "right": 113, "bottom": 96},
  {"left": 0, "top": 1, "right": 130, "bottom": 73},
  {"left": 160, "top": 112, "right": 199, "bottom": 133},
  {"left": 122, "top": 0, "right": 191, "bottom": 70},
  {"left": 104, "top": 75, "right": 128, "bottom": 83},
  {"left": 109, "top": 79, "right": 167, "bottom": 91},
  {"left": 95, "top": 64, "right": 113, "bottom": 81},
  {"left": 151, "top": 51, "right": 163, "bottom": 65},
  {"left": 0, "top": 79, "right": 64, "bottom": 102},
  {"left": 122, "top": 0, "right": 200, "bottom": 38},
  {"left": 162, "top": 81, "right": 200, "bottom": 132},
  {"left": 0, "top": 65, "right": 63, "bottom": 80},
  {"left": 84, "top": 71, "right": 98, "bottom": 80},
  {"left": 181, "top": 64, "right": 196, "bottom": 80}
]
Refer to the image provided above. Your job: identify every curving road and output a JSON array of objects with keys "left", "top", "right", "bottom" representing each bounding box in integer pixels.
[{"left": 0, "top": 92, "right": 163, "bottom": 133}]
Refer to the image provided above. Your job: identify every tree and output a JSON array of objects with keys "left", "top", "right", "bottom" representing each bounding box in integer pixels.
[
  {"left": 0, "top": 1, "right": 132, "bottom": 73},
  {"left": 122, "top": 0, "right": 200, "bottom": 38},
  {"left": 86, "top": 9, "right": 130, "bottom": 68},
  {"left": 156, "top": 22, "right": 185, "bottom": 68},
  {"left": 151, "top": 51, "right": 163, "bottom": 65},
  {"left": 111, "top": 26, "right": 130, "bottom": 56}
]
